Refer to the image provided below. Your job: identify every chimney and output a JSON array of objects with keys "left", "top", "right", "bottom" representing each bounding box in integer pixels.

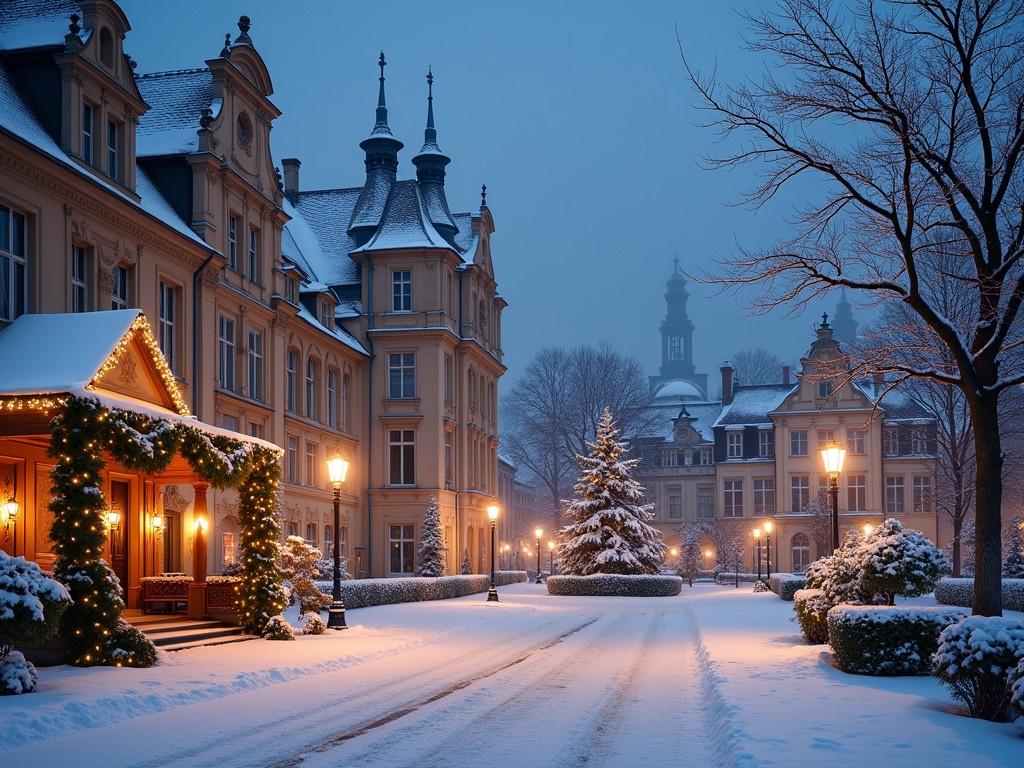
[
  {"left": 782, "top": 365, "right": 791, "bottom": 386},
  {"left": 721, "top": 361, "right": 734, "bottom": 406},
  {"left": 282, "top": 158, "right": 301, "bottom": 203}
]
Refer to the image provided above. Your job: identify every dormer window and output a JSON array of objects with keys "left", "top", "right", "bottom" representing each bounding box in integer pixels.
[
  {"left": 285, "top": 276, "right": 296, "bottom": 303},
  {"left": 99, "top": 27, "right": 115, "bottom": 69},
  {"left": 320, "top": 301, "right": 331, "bottom": 327},
  {"left": 818, "top": 380, "right": 834, "bottom": 398}
]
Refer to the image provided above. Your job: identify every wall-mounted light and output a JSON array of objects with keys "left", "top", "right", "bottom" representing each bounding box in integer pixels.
[
  {"left": 1, "top": 497, "right": 19, "bottom": 531},
  {"left": 106, "top": 509, "right": 122, "bottom": 532},
  {"left": 151, "top": 515, "right": 164, "bottom": 532}
]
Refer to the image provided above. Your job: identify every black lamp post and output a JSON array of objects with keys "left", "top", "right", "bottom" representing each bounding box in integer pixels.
[
  {"left": 753, "top": 528, "right": 762, "bottom": 583},
  {"left": 326, "top": 454, "right": 350, "bottom": 630},
  {"left": 821, "top": 442, "right": 847, "bottom": 552},
  {"left": 763, "top": 519, "right": 773, "bottom": 582},
  {"left": 547, "top": 540, "right": 555, "bottom": 575},
  {"left": 486, "top": 504, "right": 500, "bottom": 602},
  {"left": 534, "top": 527, "right": 543, "bottom": 583}
]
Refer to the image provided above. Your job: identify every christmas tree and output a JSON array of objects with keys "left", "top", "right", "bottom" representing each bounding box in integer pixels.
[
  {"left": 678, "top": 522, "right": 703, "bottom": 586},
  {"left": 1004, "top": 516, "right": 1024, "bottom": 578},
  {"left": 417, "top": 496, "right": 446, "bottom": 577},
  {"left": 557, "top": 408, "right": 666, "bottom": 575}
]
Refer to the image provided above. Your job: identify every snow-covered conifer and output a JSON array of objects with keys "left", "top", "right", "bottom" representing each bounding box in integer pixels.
[
  {"left": 557, "top": 408, "right": 666, "bottom": 575},
  {"left": 1003, "top": 517, "right": 1024, "bottom": 578},
  {"left": 280, "top": 536, "right": 330, "bottom": 614},
  {"left": 678, "top": 523, "right": 703, "bottom": 586},
  {"left": 860, "top": 519, "right": 948, "bottom": 605},
  {"left": 417, "top": 496, "right": 445, "bottom": 577}
]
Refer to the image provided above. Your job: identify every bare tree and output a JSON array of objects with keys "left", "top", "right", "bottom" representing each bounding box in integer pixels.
[
  {"left": 731, "top": 348, "right": 786, "bottom": 385},
  {"left": 683, "top": 0, "right": 1024, "bottom": 615},
  {"left": 701, "top": 518, "right": 746, "bottom": 573}
]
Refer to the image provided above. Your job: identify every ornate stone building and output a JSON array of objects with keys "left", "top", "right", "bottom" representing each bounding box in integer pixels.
[{"left": 0, "top": 1, "right": 504, "bottom": 586}]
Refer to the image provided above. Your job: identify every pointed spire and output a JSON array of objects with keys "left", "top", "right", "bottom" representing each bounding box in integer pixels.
[
  {"left": 481, "top": 184, "right": 487, "bottom": 208},
  {"left": 372, "top": 51, "right": 393, "bottom": 136},
  {"left": 424, "top": 67, "right": 437, "bottom": 145}
]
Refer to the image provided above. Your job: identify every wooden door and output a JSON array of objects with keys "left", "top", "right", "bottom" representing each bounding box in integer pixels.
[{"left": 109, "top": 480, "right": 130, "bottom": 588}]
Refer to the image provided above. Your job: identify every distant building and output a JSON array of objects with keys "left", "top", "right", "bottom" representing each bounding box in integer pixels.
[
  {"left": 831, "top": 290, "right": 858, "bottom": 348},
  {"left": 649, "top": 259, "right": 708, "bottom": 399}
]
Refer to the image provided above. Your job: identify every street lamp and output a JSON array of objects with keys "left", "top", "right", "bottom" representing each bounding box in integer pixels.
[
  {"left": 486, "top": 504, "right": 500, "bottom": 602},
  {"left": 703, "top": 548, "right": 713, "bottom": 572},
  {"left": 763, "top": 519, "right": 773, "bottom": 581},
  {"left": 547, "top": 540, "right": 555, "bottom": 575},
  {"left": 752, "top": 527, "right": 763, "bottom": 583},
  {"left": 326, "top": 453, "right": 350, "bottom": 630},
  {"left": 534, "top": 527, "right": 543, "bottom": 583},
  {"left": 820, "top": 441, "right": 847, "bottom": 552}
]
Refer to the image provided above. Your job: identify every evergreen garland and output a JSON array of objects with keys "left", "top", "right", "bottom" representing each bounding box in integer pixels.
[{"left": 48, "top": 396, "right": 286, "bottom": 663}]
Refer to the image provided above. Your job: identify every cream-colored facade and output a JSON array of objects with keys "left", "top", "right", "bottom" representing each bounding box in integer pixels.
[{"left": 0, "top": 2, "right": 503, "bottom": 583}]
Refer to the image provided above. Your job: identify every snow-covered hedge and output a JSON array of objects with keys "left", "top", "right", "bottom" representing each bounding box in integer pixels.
[
  {"left": 933, "top": 616, "right": 1024, "bottom": 721},
  {"left": 714, "top": 572, "right": 761, "bottom": 585},
  {"left": 0, "top": 651, "right": 37, "bottom": 695},
  {"left": 933, "top": 578, "right": 1024, "bottom": 611},
  {"left": 768, "top": 573, "right": 806, "bottom": 601},
  {"left": 1010, "top": 656, "right": 1024, "bottom": 718},
  {"left": 827, "top": 605, "right": 966, "bottom": 676},
  {"left": 312, "top": 572, "right": 528, "bottom": 609},
  {"left": 794, "top": 588, "right": 830, "bottom": 644},
  {"left": 546, "top": 574, "right": 683, "bottom": 597}
]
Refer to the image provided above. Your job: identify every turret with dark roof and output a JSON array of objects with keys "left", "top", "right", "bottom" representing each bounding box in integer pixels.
[{"left": 411, "top": 68, "right": 458, "bottom": 244}]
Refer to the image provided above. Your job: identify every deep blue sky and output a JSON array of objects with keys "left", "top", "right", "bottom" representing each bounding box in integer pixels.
[{"left": 121, "top": 0, "right": 840, "bottom": 387}]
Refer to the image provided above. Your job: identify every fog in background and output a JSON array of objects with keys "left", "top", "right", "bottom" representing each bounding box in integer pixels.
[{"left": 122, "top": 0, "right": 852, "bottom": 387}]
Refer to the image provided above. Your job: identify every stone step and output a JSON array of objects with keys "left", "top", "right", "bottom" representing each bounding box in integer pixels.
[
  {"left": 128, "top": 615, "right": 256, "bottom": 651},
  {"left": 157, "top": 633, "right": 261, "bottom": 653}
]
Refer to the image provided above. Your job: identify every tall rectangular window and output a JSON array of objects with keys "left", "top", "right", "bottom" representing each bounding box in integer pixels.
[
  {"left": 388, "top": 353, "right": 416, "bottom": 398},
  {"left": 392, "top": 270, "right": 411, "bottom": 312},
  {"left": 818, "top": 380, "right": 834, "bottom": 398},
  {"left": 847, "top": 474, "right": 867, "bottom": 512},
  {"left": 444, "top": 355, "right": 454, "bottom": 404},
  {"left": 911, "top": 429, "right": 928, "bottom": 454},
  {"left": 444, "top": 430, "right": 453, "bottom": 489},
  {"left": 158, "top": 282, "right": 176, "bottom": 371},
  {"left": 791, "top": 476, "right": 810, "bottom": 512},
  {"left": 847, "top": 430, "right": 866, "bottom": 455},
  {"left": 71, "top": 245, "right": 89, "bottom": 312},
  {"left": 668, "top": 486, "right": 683, "bottom": 519},
  {"left": 82, "top": 103, "right": 94, "bottom": 164},
  {"left": 304, "top": 441, "right": 318, "bottom": 487},
  {"left": 753, "top": 478, "right": 775, "bottom": 515},
  {"left": 247, "top": 226, "right": 260, "bottom": 283},
  {"left": 305, "top": 523, "right": 317, "bottom": 548},
  {"left": 817, "top": 429, "right": 835, "bottom": 447},
  {"left": 217, "top": 315, "right": 236, "bottom": 392},
  {"left": 106, "top": 119, "right": 120, "bottom": 182},
  {"left": 389, "top": 429, "right": 415, "bottom": 485},
  {"left": 790, "top": 431, "right": 808, "bottom": 456},
  {"left": 726, "top": 432, "right": 743, "bottom": 459},
  {"left": 286, "top": 436, "right": 298, "bottom": 483},
  {"left": 723, "top": 480, "right": 744, "bottom": 517},
  {"left": 327, "top": 368, "right": 337, "bottom": 428},
  {"left": 758, "top": 430, "right": 774, "bottom": 458},
  {"left": 698, "top": 489, "right": 714, "bottom": 519},
  {"left": 111, "top": 265, "right": 129, "bottom": 309},
  {"left": 222, "top": 532, "right": 236, "bottom": 566},
  {"left": 247, "top": 329, "right": 263, "bottom": 401},
  {"left": 884, "top": 428, "right": 900, "bottom": 456},
  {"left": 286, "top": 350, "right": 298, "bottom": 412},
  {"left": 305, "top": 358, "right": 318, "bottom": 420},
  {"left": 885, "top": 476, "right": 905, "bottom": 515},
  {"left": 389, "top": 524, "right": 415, "bottom": 574},
  {"left": 227, "top": 215, "right": 238, "bottom": 271},
  {"left": 0, "top": 205, "right": 27, "bottom": 321},
  {"left": 913, "top": 476, "right": 932, "bottom": 514},
  {"left": 342, "top": 373, "right": 351, "bottom": 429}
]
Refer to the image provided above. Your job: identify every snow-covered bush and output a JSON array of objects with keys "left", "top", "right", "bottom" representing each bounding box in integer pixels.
[
  {"left": 933, "top": 578, "right": 1024, "bottom": 611},
  {"left": 417, "top": 496, "right": 445, "bottom": 577},
  {"left": 860, "top": 519, "right": 948, "bottom": 604},
  {"left": 312, "top": 572, "right": 528, "bottom": 609},
  {"left": 1009, "top": 656, "right": 1024, "bottom": 718},
  {"left": 714, "top": 572, "right": 761, "bottom": 585},
  {"left": 280, "top": 536, "right": 331, "bottom": 614},
  {"left": 107, "top": 618, "right": 157, "bottom": 667},
  {"left": 0, "top": 651, "right": 38, "bottom": 695},
  {"left": 262, "top": 614, "right": 295, "bottom": 641},
  {"left": 557, "top": 409, "right": 665, "bottom": 575},
  {"left": 794, "top": 589, "right": 830, "bottom": 644},
  {"left": 803, "top": 532, "right": 872, "bottom": 607},
  {"left": 301, "top": 613, "right": 327, "bottom": 635},
  {"left": 753, "top": 580, "right": 769, "bottom": 593},
  {"left": 828, "top": 605, "right": 965, "bottom": 676},
  {"left": 545, "top": 574, "right": 682, "bottom": 597},
  {"left": 932, "top": 616, "right": 1024, "bottom": 721},
  {"left": 0, "top": 551, "right": 72, "bottom": 657},
  {"left": 1004, "top": 517, "right": 1024, "bottom": 578},
  {"left": 312, "top": 557, "right": 350, "bottom": 581},
  {"left": 768, "top": 574, "right": 805, "bottom": 601}
]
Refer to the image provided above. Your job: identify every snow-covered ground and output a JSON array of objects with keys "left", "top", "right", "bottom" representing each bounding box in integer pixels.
[{"left": 2, "top": 583, "right": 1021, "bottom": 767}]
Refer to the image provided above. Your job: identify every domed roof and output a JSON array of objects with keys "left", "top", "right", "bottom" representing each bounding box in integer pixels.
[{"left": 653, "top": 379, "right": 705, "bottom": 403}]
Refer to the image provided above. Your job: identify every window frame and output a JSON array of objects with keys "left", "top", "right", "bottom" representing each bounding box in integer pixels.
[
  {"left": 790, "top": 475, "right": 810, "bottom": 512},
  {"left": 790, "top": 430, "right": 808, "bottom": 457},
  {"left": 723, "top": 479, "right": 744, "bottom": 518},
  {"left": 82, "top": 102, "right": 94, "bottom": 165},
  {"left": 305, "top": 357, "right": 319, "bottom": 420},
  {"left": 326, "top": 367, "right": 338, "bottom": 428},
  {"left": 388, "top": 429, "right": 415, "bottom": 486},
  {"left": 388, "top": 524, "right": 416, "bottom": 575},
  {"left": 111, "top": 264, "right": 129, "bottom": 310},
  {"left": 286, "top": 349, "right": 298, "bottom": 413},
  {"left": 247, "top": 328, "right": 263, "bottom": 401},
  {"left": 227, "top": 215, "right": 239, "bottom": 271},
  {"left": 71, "top": 244, "right": 89, "bottom": 313},
  {"left": 885, "top": 476, "right": 905, "bottom": 515},
  {"left": 392, "top": 270, "right": 412, "bottom": 312},
  {"left": 847, "top": 474, "right": 867, "bottom": 512},
  {"left": 158, "top": 281, "right": 177, "bottom": 372},
  {"left": 217, "top": 315, "right": 236, "bottom": 392},
  {"left": 106, "top": 118, "right": 121, "bottom": 183},
  {"left": 753, "top": 478, "right": 775, "bottom": 516},
  {"left": 388, "top": 352, "right": 416, "bottom": 399},
  {"left": 0, "top": 204, "right": 28, "bottom": 322},
  {"left": 285, "top": 436, "right": 299, "bottom": 484},
  {"left": 726, "top": 431, "right": 743, "bottom": 459},
  {"left": 247, "top": 225, "right": 260, "bottom": 284}
]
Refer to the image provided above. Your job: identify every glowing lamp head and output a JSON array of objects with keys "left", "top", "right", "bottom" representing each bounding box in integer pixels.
[
  {"left": 487, "top": 504, "right": 500, "bottom": 521},
  {"left": 106, "top": 509, "right": 121, "bottom": 531},
  {"left": 326, "top": 454, "right": 350, "bottom": 487},
  {"left": 820, "top": 442, "right": 847, "bottom": 478},
  {"left": 1, "top": 497, "right": 19, "bottom": 526},
  {"left": 194, "top": 515, "right": 208, "bottom": 535},
  {"left": 863, "top": 522, "right": 875, "bottom": 537},
  {"left": 763, "top": 520, "right": 773, "bottom": 534},
  {"left": 753, "top": 527, "right": 762, "bottom": 539},
  {"left": 548, "top": 540, "right": 555, "bottom": 551},
  {"left": 151, "top": 515, "right": 164, "bottom": 531},
  {"left": 534, "top": 527, "right": 543, "bottom": 540},
  {"left": 704, "top": 549, "right": 713, "bottom": 558},
  {"left": 670, "top": 547, "right": 679, "bottom": 557}
]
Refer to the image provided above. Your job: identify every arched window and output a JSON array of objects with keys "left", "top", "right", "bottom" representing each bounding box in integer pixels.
[
  {"left": 791, "top": 533, "right": 811, "bottom": 573},
  {"left": 99, "top": 27, "right": 114, "bottom": 68},
  {"left": 306, "top": 357, "right": 319, "bottom": 420}
]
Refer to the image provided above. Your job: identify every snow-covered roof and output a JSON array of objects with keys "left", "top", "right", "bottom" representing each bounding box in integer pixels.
[
  {"left": 294, "top": 306, "right": 368, "bottom": 357},
  {"left": 135, "top": 68, "right": 214, "bottom": 157},
  {"left": 853, "top": 380, "right": 933, "bottom": 423},
  {"left": 0, "top": 0, "right": 78, "bottom": 52},
  {"left": 0, "top": 60, "right": 212, "bottom": 251},
  {"left": 285, "top": 190, "right": 362, "bottom": 286},
  {"left": 634, "top": 401, "right": 722, "bottom": 443},
  {"left": 352, "top": 181, "right": 454, "bottom": 254},
  {"left": 451, "top": 212, "right": 478, "bottom": 255},
  {"left": 714, "top": 384, "right": 796, "bottom": 428},
  {"left": 652, "top": 379, "right": 706, "bottom": 403}
]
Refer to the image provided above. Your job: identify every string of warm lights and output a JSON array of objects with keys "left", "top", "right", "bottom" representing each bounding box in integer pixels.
[{"left": 0, "top": 395, "right": 69, "bottom": 412}]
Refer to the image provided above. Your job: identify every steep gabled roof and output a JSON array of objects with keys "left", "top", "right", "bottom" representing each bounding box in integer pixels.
[
  {"left": 351, "top": 180, "right": 453, "bottom": 254},
  {"left": 284, "top": 192, "right": 362, "bottom": 286},
  {"left": 135, "top": 68, "right": 215, "bottom": 156}
]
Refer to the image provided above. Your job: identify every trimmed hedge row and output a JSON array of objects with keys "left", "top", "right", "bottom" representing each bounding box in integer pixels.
[
  {"left": 934, "top": 578, "right": 1024, "bottom": 611},
  {"left": 794, "top": 588, "right": 830, "bottom": 643},
  {"left": 714, "top": 572, "right": 761, "bottom": 585},
  {"left": 546, "top": 574, "right": 683, "bottom": 597},
  {"left": 312, "top": 571, "right": 528, "bottom": 609},
  {"left": 827, "top": 605, "right": 966, "bottom": 675},
  {"left": 768, "top": 573, "right": 806, "bottom": 601}
]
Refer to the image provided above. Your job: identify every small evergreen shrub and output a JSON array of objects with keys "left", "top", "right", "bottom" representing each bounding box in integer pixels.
[
  {"left": 262, "top": 615, "right": 295, "bottom": 641},
  {"left": 933, "top": 578, "right": 1024, "bottom": 611},
  {"left": 768, "top": 574, "right": 805, "bottom": 601},
  {"left": 753, "top": 580, "right": 769, "bottom": 593},
  {"left": 932, "top": 616, "right": 1024, "bottom": 721},
  {"left": 794, "top": 588, "right": 830, "bottom": 644},
  {"left": 1008, "top": 656, "right": 1024, "bottom": 718},
  {"left": 106, "top": 619, "right": 157, "bottom": 668},
  {"left": 545, "top": 574, "right": 682, "bottom": 597},
  {"left": 0, "top": 551, "right": 72, "bottom": 654},
  {"left": 416, "top": 496, "right": 446, "bottom": 577},
  {"left": 859, "top": 519, "right": 948, "bottom": 604},
  {"left": 301, "top": 613, "right": 327, "bottom": 635},
  {"left": 0, "top": 651, "right": 38, "bottom": 695},
  {"left": 828, "top": 605, "right": 965, "bottom": 675}
]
